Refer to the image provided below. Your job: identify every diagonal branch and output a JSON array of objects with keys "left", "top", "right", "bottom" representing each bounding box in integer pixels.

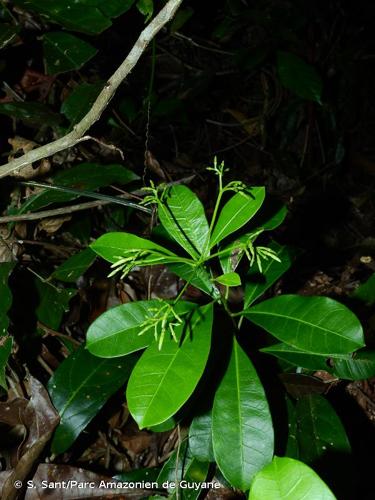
[{"left": 0, "top": 0, "right": 184, "bottom": 180}]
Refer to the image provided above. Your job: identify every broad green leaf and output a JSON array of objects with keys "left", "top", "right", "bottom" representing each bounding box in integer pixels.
[
  {"left": 245, "top": 295, "right": 364, "bottom": 355},
  {"left": 0, "top": 102, "right": 62, "bottom": 126},
  {"left": 136, "top": 0, "right": 153, "bottom": 22},
  {"left": 48, "top": 346, "right": 137, "bottom": 454},
  {"left": 98, "top": 0, "right": 137, "bottom": 18},
  {"left": 244, "top": 243, "right": 295, "bottom": 307},
  {"left": 13, "top": 0, "right": 112, "bottom": 35},
  {"left": 255, "top": 202, "right": 288, "bottom": 231},
  {"left": 158, "top": 185, "right": 210, "bottom": 260},
  {"left": 285, "top": 397, "right": 299, "bottom": 459},
  {"left": 296, "top": 394, "right": 351, "bottom": 464},
  {"left": 331, "top": 350, "right": 375, "bottom": 380},
  {"left": 0, "top": 23, "right": 19, "bottom": 50},
  {"left": 44, "top": 32, "right": 97, "bottom": 75},
  {"left": 352, "top": 272, "right": 375, "bottom": 306},
  {"left": 18, "top": 163, "right": 139, "bottom": 213},
  {"left": 167, "top": 262, "right": 220, "bottom": 299},
  {"left": 212, "top": 339, "right": 274, "bottom": 490},
  {"left": 249, "top": 456, "right": 336, "bottom": 500},
  {"left": 35, "top": 279, "right": 76, "bottom": 330},
  {"left": 277, "top": 51, "right": 323, "bottom": 103},
  {"left": 189, "top": 410, "right": 215, "bottom": 462},
  {"left": 127, "top": 304, "right": 213, "bottom": 428},
  {"left": 52, "top": 248, "right": 96, "bottom": 283},
  {"left": 261, "top": 343, "right": 337, "bottom": 372},
  {"left": 215, "top": 272, "right": 241, "bottom": 287},
  {"left": 87, "top": 300, "right": 195, "bottom": 358},
  {"left": 170, "top": 7, "right": 194, "bottom": 33},
  {"left": 0, "top": 262, "right": 15, "bottom": 336},
  {"left": 210, "top": 187, "right": 265, "bottom": 248},
  {"left": 157, "top": 441, "right": 209, "bottom": 499},
  {"left": 61, "top": 82, "right": 103, "bottom": 126},
  {"left": 0, "top": 337, "right": 12, "bottom": 389}
]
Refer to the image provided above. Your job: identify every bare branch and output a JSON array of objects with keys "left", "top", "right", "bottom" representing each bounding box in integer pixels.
[{"left": 0, "top": 0, "right": 184, "bottom": 180}]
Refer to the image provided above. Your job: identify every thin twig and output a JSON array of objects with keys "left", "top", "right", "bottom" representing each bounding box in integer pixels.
[{"left": 0, "top": 0, "right": 184, "bottom": 179}]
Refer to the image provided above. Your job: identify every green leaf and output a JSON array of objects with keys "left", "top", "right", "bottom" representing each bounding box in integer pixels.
[
  {"left": 44, "top": 32, "right": 97, "bottom": 75},
  {"left": 249, "top": 456, "right": 336, "bottom": 500},
  {"left": 352, "top": 272, "right": 375, "bottom": 306},
  {"left": 0, "top": 102, "right": 62, "bottom": 126},
  {"left": 18, "top": 163, "right": 138, "bottom": 213},
  {"left": 87, "top": 300, "right": 193, "bottom": 358},
  {"left": 277, "top": 51, "right": 323, "bottom": 103},
  {"left": 98, "top": 0, "right": 136, "bottom": 18},
  {"left": 189, "top": 410, "right": 215, "bottom": 462},
  {"left": 244, "top": 295, "right": 364, "bottom": 355},
  {"left": 296, "top": 394, "right": 351, "bottom": 464},
  {"left": 158, "top": 185, "right": 210, "bottom": 260},
  {"left": 212, "top": 339, "right": 274, "bottom": 490},
  {"left": 0, "top": 262, "right": 15, "bottom": 336},
  {"left": 127, "top": 304, "right": 213, "bottom": 428},
  {"left": 0, "top": 23, "right": 19, "bottom": 50},
  {"left": 167, "top": 262, "right": 220, "bottom": 299},
  {"left": 48, "top": 346, "right": 137, "bottom": 454},
  {"left": 331, "top": 350, "right": 375, "bottom": 380},
  {"left": 244, "top": 242, "right": 295, "bottom": 307},
  {"left": 215, "top": 272, "right": 241, "bottom": 287},
  {"left": 61, "top": 82, "right": 103, "bottom": 126},
  {"left": 255, "top": 202, "right": 288, "bottom": 231},
  {"left": 52, "top": 248, "right": 96, "bottom": 283},
  {"left": 261, "top": 343, "right": 337, "bottom": 372},
  {"left": 210, "top": 187, "right": 265, "bottom": 248},
  {"left": 285, "top": 397, "right": 299, "bottom": 459},
  {"left": 35, "top": 279, "right": 76, "bottom": 330},
  {"left": 136, "top": 0, "right": 153, "bottom": 22},
  {"left": 0, "top": 337, "right": 12, "bottom": 389}
]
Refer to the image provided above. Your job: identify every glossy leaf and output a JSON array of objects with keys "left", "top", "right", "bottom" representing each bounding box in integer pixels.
[
  {"left": 352, "top": 272, "right": 375, "bottom": 306},
  {"left": 244, "top": 242, "right": 295, "bottom": 307},
  {"left": 0, "top": 101, "right": 62, "bottom": 126},
  {"left": 296, "top": 394, "right": 351, "bottom": 464},
  {"left": 277, "top": 51, "right": 323, "bottom": 103},
  {"left": 44, "top": 32, "right": 97, "bottom": 75},
  {"left": 215, "top": 272, "right": 241, "bottom": 287},
  {"left": 285, "top": 397, "right": 299, "bottom": 459},
  {"left": 249, "top": 456, "right": 336, "bottom": 500},
  {"left": 0, "top": 23, "right": 19, "bottom": 50},
  {"left": 255, "top": 202, "right": 288, "bottom": 231},
  {"left": 261, "top": 343, "right": 337, "bottom": 372},
  {"left": 127, "top": 304, "right": 213, "bottom": 428},
  {"left": 331, "top": 350, "right": 375, "bottom": 380},
  {"left": 189, "top": 410, "right": 215, "bottom": 462},
  {"left": 61, "top": 82, "right": 103, "bottom": 126},
  {"left": 158, "top": 185, "right": 210, "bottom": 259},
  {"left": 87, "top": 300, "right": 194, "bottom": 358},
  {"left": 52, "top": 248, "right": 96, "bottom": 283},
  {"left": 48, "top": 346, "right": 137, "bottom": 454},
  {"left": 212, "top": 339, "right": 274, "bottom": 490},
  {"left": 245, "top": 295, "right": 364, "bottom": 355},
  {"left": 35, "top": 279, "right": 76, "bottom": 330},
  {"left": 167, "top": 262, "right": 220, "bottom": 299},
  {"left": 136, "top": 0, "right": 153, "bottom": 22},
  {"left": 210, "top": 187, "right": 265, "bottom": 248},
  {"left": 19, "top": 163, "right": 139, "bottom": 213}
]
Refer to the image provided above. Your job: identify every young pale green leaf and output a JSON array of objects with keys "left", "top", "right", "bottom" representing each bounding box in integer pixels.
[
  {"left": 210, "top": 187, "right": 265, "bottom": 248},
  {"left": 127, "top": 304, "right": 213, "bottom": 428},
  {"left": 244, "top": 295, "right": 364, "bottom": 355},
  {"left": 0, "top": 262, "right": 15, "bottom": 336},
  {"left": 35, "top": 279, "right": 76, "bottom": 330},
  {"left": 352, "top": 272, "right": 375, "bottom": 306},
  {"left": 18, "top": 163, "right": 139, "bottom": 214},
  {"left": 331, "top": 350, "right": 375, "bottom": 380},
  {"left": 260, "top": 343, "right": 337, "bottom": 372},
  {"left": 244, "top": 242, "right": 295, "bottom": 307},
  {"left": 249, "top": 457, "right": 336, "bottom": 500},
  {"left": 87, "top": 300, "right": 194, "bottom": 358},
  {"left": 43, "top": 32, "right": 97, "bottom": 75},
  {"left": 296, "top": 394, "right": 351, "bottom": 464},
  {"left": 52, "top": 248, "right": 96, "bottom": 283},
  {"left": 167, "top": 262, "right": 220, "bottom": 299},
  {"left": 189, "top": 410, "right": 215, "bottom": 463},
  {"left": 61, "top": 82, "right": 104, "bottom": 126},
  {"left": 212, "top": 339, "right": 274, "bottom": 490},
  {"left": 0, "top": 24, "right": 19, "bottom": 50},
  {"left": 48, "top": 346, "right": 137, "bottom": 454},
  {"left": 157, "top": 185, "right": 210, "bottom": 260},
  {"left": 277, "top": 51, "right": 323, "bottom": 103},
  {"left": 215, "top": 272, "right": 241, "bottom": 287},
  {"left": 0, "top": 102, "right": 62, "bottom": 127},
  {"left": 0, "top": 337, "right": 12, "bottom": 389}
]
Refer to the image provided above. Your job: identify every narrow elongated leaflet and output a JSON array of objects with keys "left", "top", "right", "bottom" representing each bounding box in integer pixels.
[
  {"left": 245, "top": 294, "right": 364, "bottom": 355},
  {"left": 212, "top": 338, "right": 274, "bottom": 490}
]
